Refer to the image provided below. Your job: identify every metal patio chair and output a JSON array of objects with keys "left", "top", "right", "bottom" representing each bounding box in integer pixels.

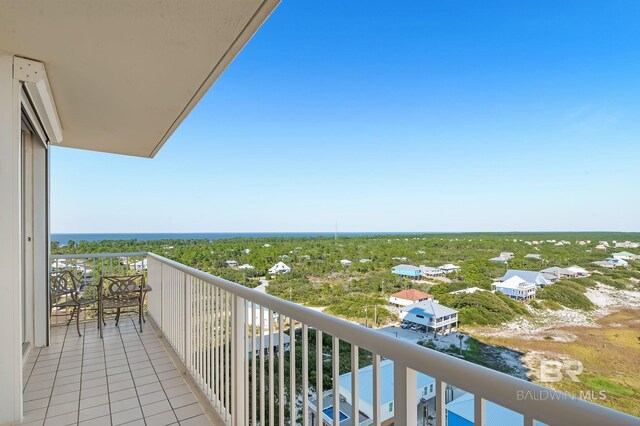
[
  {"left": 50, "top": 270, "right": 97, "bottom": 336},
  {"left": 97, "top": 274, "right": 145, "bottom": 337}
]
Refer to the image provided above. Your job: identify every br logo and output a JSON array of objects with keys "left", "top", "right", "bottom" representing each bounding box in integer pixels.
[{"left": 540, "top": 359, "right": 583, "bottom": 383}]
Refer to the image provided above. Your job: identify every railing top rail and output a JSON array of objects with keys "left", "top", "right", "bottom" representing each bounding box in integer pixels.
[
  {"left": 51, "top": 252, "right": 147, "bottom": 259},
  {"left": 147, "top": 252, "right": 637, "bottom": 426}
]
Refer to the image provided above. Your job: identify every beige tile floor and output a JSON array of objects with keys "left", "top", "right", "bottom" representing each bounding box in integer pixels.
[{"left": 20, "top": 318, "right": 213, "bottom": 426}]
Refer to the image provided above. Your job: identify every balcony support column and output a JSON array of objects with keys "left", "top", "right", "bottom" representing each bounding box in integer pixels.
[{"left": 0, "top": 54, "right": 24, "bottom": 424}]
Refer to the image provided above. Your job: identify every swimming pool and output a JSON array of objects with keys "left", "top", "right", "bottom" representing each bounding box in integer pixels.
[{"left": 323, "top": 406, "right": 349, "bottom": 422}]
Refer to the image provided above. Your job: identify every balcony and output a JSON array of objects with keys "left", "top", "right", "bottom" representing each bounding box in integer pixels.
[
  {"left": 21, "top": 314, "right": 215, "bottom": 425},
  {"left": 41, "top": 252, "right": 638, "bottom": 426}
]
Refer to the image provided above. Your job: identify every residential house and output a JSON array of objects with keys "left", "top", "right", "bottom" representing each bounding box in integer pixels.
[
  {"left": 446, "top": 393, "right": 545, "bottom": 426},
  {"left": 388, "top": 289, "right": 434, "bottom": 307},
  {"left": 392, "top": 256, "right": 408, "bottom": 262},
  {"left": 340, "top": 259, "right": 353, "bottom": 267},
  {"left": 438, "top": 263, "right": 461, "bottom": 273},
  {"left": 268, "top": 261, "right": 291, "bottom": 274},
  {"left": 499, "top": 252, "right": 515, "bottom": 259},
  {"left": 132, "top": 258, "right": 148, "bottom": 272},
  {"left": 595, "top": 244, "right": 608, "bottom": 250},
  {"left": 489, "top": 256, "right": 509, "bottom": 263},
  {"left": 591, "top": 261, "right": 616, "bottom": 269},
  {"left": 540, "top": 266, "right": 577, "bottom": 281},
  {"left": 566, "top": 265, "right": 590, "bottom": 277},
  {"left": 612, "top": 251, "right": 637, "bottom": 261},
  {"left": 247, "top": 331, "right": 290, "bottom": 359},
  {"left": 238, "top": 264, "right": 255, "bottom": 270},
  {"left": 615, "top": 241, "right": 640, "bottom": 249},
  {"left": 400, "top": 300, "right": 459, "bottom": 334},
  {"left": 492, "top": 276, "right": 536, "bottom": 301},
  {"left": 498, "top": 269, "right": 552, "bottom": 287},
  {"left": 309, "top": 360, "right": 436, "bottom": 426},
  {"left": 525, "top": 253, "right": 542, "bottom": 260},
  {"left": 224, "top": 260, "right": 239, "bottom": 267},
  {"left": 243, "top": 248, "right": 251, "bottom": 254},
  {"left": 359, "top": 258, "right": 372, "bottom": 263},
  {"left": 420, "top": 265, "right": 445, "bottom": 277},
  {"left": 606, "top": 257, "right": 629, "bottom": 267},
  {"left": 391, "top": 264, "right": 423, "bottom": 279}
]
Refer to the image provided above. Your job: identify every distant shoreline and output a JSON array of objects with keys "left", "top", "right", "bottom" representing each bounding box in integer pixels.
[{"left": 51, "top": 231, "right": 640, "bottom": 245}]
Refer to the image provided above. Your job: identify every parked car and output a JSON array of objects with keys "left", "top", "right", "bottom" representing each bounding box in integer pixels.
[
  {"left": 401, "top": 322, "right": 409, "bottom": 329},
  {"left": 410, "top": 325, "right": 418, "bottom": 331}
]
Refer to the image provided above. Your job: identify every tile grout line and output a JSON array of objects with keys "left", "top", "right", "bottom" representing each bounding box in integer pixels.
[
  {"left": 118, "top": 317, "right": 148, "bottom": 426},
  {"left": 137, "top": 317, "right": 213, "bottom": 425},
  {"left": 76, "top": 322, "right": 86, "bottom": 425},
  {"left": 43, "top": 325, "right": 70, "bottom": 421},
  {"left": 100, "top": 321, "right": 115, "bottom": 426},
  {"left": 132, "top": 316, "right": 177, "bottom": 423}
]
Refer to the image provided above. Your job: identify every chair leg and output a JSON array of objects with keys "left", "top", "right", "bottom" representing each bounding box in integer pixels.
[
  {"left": 66, "top": 307, "right": 76, "bottom": 326},
  {"left": 76, "top": 306, "right": 82, "bottom": 337},
  {"left": 99, "top": 309, "right": 103, "bottom": 338},
  {"left": 115, "top": 308, "right": 120, "bottom": 326}
]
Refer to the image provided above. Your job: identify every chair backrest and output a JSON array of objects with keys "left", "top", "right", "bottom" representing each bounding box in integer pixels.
[
  {"left": 100, "top": 274, "right": 145, "bottom": 299},
  {"left": 50, "top": 270, "right": 80, "bottom": 300}
]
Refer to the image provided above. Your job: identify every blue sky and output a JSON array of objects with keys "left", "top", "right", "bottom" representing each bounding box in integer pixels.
[{"left": 51, "top": 1, "right": 640, "bottom": 233}]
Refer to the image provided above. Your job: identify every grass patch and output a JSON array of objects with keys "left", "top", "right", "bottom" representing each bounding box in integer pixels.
[{"left": 583, "top": 376, "right": 635, "bottom": 397}]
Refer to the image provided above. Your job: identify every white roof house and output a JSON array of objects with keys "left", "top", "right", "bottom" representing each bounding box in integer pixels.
[
  {"left": 359, "top": 258, "right": 372, "bottom": 263},
  {"left": 540, "top": 266, "right": 577, "bottom": 280},
  {"left": 492, "top": 276, "right": 536, "bottom": 301},
  {"left": 438, "top": 263, "right": 461, "bottom": 273},
  {"left": 340, "top": 259, "right": 353, "bottom": 266},
  {"left": 499, "top": 252, "right": 515, "bottom": 259},
  {"left": 419, "top": 265, "right": 445, "bottom": 277},
  {"left": 565, "top": 265, "right": 590, "bottom": 276},
  {"left": 612, "top": 251, "right": 637, "bottom": 260},
  {"left": 224, "top": 260, "right": 238, "bottom": 267},
  {"left": 400, "top": 300, "right": 458, "bottom": 331},
  {"left": 489, "top": 256, "right": 508, "bottom": 263},
  {"left": 337, "top": 360, "right": 436, "bottom": 424},
  {"left": 498, "top": 269, "right": 552, "bottom": 287},
  {"left": 268, "top": 261, "right": 291, "bottom": 274},
  {"left": 238, "top": 264, "right": 255, "bottom": 270},
  {"left": 525, "top": 253, "right": 542, "bottom": 260}
]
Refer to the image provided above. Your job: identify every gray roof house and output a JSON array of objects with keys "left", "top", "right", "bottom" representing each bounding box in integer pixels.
[{"left": 498, "top": 269, "right": 552, "bottom": 286}]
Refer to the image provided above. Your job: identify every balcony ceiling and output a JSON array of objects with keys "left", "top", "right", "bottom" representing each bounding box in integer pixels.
[{"left": 0, "top": 0, "right": 279, "bottom": 157}]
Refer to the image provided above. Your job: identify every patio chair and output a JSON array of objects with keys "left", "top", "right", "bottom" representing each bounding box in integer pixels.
[
  {"left": 50, "top": 271, "right": 97, "bottom": 337},
  {"left": 97, "top": 274, "right": 145, "bottom": 337}
]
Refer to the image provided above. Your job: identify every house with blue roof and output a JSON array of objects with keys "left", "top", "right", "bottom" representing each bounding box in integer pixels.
[
  {"left": 446, "top": 393, "right": 546, "bottom": 426},
  {"left": 391, "top": 264, "right": 422, "bottom": 279},
  {"left": 498, "top": 269, "right": 552, "bottom": 287}
]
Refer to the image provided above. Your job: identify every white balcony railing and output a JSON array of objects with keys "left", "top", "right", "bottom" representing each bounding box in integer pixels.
[{"left": 51, "top": 252, "right": 638, "bottom": 426}]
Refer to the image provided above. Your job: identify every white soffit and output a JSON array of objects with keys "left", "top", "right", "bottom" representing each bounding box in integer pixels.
[{"left": 0, "top": 0, "right": 279, "bottom": 157}]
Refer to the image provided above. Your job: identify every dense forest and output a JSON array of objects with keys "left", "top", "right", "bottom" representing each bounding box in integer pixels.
[{"left": 52, "top": 232, "right": 640, "bottom": 327}]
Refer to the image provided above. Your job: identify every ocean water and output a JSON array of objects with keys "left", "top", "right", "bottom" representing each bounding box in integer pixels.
[{"left": 51, "top": 232, "right": 424, "bottom": 244}]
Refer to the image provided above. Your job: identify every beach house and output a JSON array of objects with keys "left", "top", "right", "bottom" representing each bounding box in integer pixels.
[
  {"left": 388, "top": 289, "right": 434, "bottom": 307},
  {"left": 400, "top": 300, "right": 459, "bottom": 335},
  {"left": 391, "top": 264, "right": 423, "bottom": 279},
  {"left": 438, "top": 263, "right": 461, "bottom": 273},
  {"left": 309, "top": 360, "right": 436, "bottom": 426},
  {"left": 498, "top": 269, "right": 552, "bottom": 287},
  {"left": 268, "top": 261, "right": 292, "bottom": 274},
  {"left": 492, "top": 276, "right": 537, "bottom": 301}
]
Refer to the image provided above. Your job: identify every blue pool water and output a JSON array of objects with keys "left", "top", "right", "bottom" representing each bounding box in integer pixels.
[{"left": 323, "top": 406, "right": 348, "bottom": 422}]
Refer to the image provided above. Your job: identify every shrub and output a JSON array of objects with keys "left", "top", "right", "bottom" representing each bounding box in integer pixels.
[
  {"left": 442, "top": 291, "right": 528, "bottom": 326},
  {"left": 537, "top": 282, "right": 595, "bottom": 310}
]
